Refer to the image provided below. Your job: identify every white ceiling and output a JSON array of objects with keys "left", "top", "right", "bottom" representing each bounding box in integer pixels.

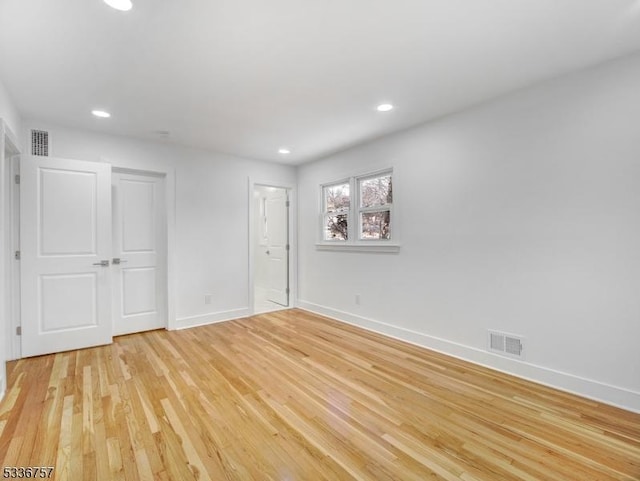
[{"left": 1, "top": 0, "right": 640, "bottom": 164}]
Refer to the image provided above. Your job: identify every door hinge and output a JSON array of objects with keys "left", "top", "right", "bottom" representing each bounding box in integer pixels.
[
  {"left": 286, "top": 288, "right": 290, "bottom": 295},
  {"left": 16, "top": 326, "right": 21, "bottom": 336},
  {"left": 286, "top": 244, "right": 290, "bottom": 251},
  {"left": 14, "top": 174, "right": 20, "bottom": 184},
  {"left": 286, "top": 200, "right": 290, "bottom": 207},
  {"left": 14, "top": 250, "right": 20, "bottom": 260}
]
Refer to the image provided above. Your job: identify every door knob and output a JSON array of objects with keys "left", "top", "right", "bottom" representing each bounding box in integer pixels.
[
  {"left": 266, "top": 250, "right": 270, "bottom": 255},
  {"left": 112, "top": 258, "right": 128, "bottom": 265},
  {"left": 92, "top": 260, "right": 110, "bottom": 267}
]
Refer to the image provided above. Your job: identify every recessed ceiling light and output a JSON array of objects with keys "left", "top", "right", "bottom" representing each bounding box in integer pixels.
[
  {"left": 91, "top": 110, "right": 111, "bottom": 118},
  {"left": 104, "top": 0, "right": 132, "bottom": 11},
  {"left": 278, "top": 148, "right": 291, "bottom": 155},
  {"left": 376, "top": 103, "right": 394, "bottom": 112}
]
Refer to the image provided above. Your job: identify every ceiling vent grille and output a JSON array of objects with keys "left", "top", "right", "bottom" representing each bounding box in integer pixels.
[
  {"left": 31, "top": 129, "right": 49, "bottom": 156},
  {"left": 488, "top": 330, "right": 524, "bottom": 359}
]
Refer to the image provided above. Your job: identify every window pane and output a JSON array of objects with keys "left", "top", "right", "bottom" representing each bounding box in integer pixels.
[
  {"left": 324, "top": 214, "right": 348, "bottom": 240},
  {"left": 324, "top": 183, "right": 350, "bottom": 212},
  {"left": 360, "top": 175, "right": 392, "bottom": 208},
  {"left": 360, "top": 211, "right": 390, "bottom": 240}
]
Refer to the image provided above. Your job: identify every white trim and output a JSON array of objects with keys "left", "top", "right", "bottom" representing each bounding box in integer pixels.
[
  {"left": 316, "top": 243, "right": 400, "bottom": 253},
  {"left": 1, "top": 120, "right": 21, "bottom": 371},
  {"left": 9, "top": 155, "right": 20, "bottom": 360},
  {"left": 297, "top": 300, "right": 640, "bottom": 414},
  {"left": 175, "top": 308, "right": 251, "bottom": 330},
  {"left": 0, "top": 122, "right": 6, "bottom": 399}
]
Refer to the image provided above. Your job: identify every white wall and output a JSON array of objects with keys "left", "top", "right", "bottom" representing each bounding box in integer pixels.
[
  {"left": 0, "top": 79, "right": 21, "bottom": 139},
  {"left": 297, "top": 53, "right": 640, "bottom": 412},
  {"left": 22, "top": 121, "right": 296, "bottom": 328}
]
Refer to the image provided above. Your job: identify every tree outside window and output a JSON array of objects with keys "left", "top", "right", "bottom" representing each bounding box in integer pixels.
[
  {"left": 359, "top": 174, "right": 392, "bottom": 240},
  {"left": 323, "top": 182, "right": 350, "bottom": 240}
]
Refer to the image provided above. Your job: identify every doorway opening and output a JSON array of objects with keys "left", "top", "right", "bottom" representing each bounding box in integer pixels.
[{"left": 252, "top": 185, "right": 290, "bottom": 314}]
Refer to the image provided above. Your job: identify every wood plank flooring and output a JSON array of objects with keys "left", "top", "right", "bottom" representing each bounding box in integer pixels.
[{"left": 0, "top": 309, "right": 639, "bottom": 480}]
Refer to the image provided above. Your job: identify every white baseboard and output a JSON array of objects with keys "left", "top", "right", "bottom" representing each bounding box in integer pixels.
[
  {"left": 297, "top": 300, "right": 640, "bottom": 414},
  {"left": 175, "top": 307, "right": 251, "bottom": 330}
]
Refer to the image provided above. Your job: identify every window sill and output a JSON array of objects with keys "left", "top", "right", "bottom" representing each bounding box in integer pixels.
[{"left": 315, "top": 243, "right": 401, "bottom": 253}]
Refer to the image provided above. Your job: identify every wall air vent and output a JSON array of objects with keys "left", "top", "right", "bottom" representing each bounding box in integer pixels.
[
  {"left": 31, "top": 129, "right": 49, "bottom": 156},
  {"left": 488, "top": 330, "right": 524, "bottom": 359}
]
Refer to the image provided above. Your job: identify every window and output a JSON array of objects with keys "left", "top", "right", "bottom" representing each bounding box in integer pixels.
[
  {"left": 321, "top": 170, "right": 396, "bottom": 248},
  {"left": 358, "top": 173, "right": 392, "bottom": 240},
  {"left": 323, "top": 182, "right": 350, "bottom": 240}
]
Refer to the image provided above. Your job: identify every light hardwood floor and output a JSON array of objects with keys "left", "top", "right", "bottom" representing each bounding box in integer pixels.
[{"left": 0, "top": 309, "right": 638, "bottom": 480}]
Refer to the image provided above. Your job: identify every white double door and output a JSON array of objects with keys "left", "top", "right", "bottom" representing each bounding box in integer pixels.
[{"left": 20, "top": 156, "right": 165, "bottom": 357}]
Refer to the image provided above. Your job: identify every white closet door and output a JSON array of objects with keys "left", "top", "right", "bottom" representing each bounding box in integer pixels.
[
  {"left": 112, "top": 172, "right": 166, "bottom": 336},
  {"left": 21, "top": 156, "right": 112, "bottom": 357}
]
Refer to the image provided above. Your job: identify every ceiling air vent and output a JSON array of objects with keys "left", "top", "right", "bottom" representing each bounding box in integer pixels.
[
  {"left": 488, "top": 330, "right": 524, "bottom": 359},
  {"left": 31, "top": 129, "right": 49, "bottom": 156}
]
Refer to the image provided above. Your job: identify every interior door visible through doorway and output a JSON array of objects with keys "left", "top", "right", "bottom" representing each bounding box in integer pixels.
[
  {"left": 112, "top": 171, "right": 167, "bottom": 336},
  {"left": 20, "top": 156, "right": 112, "bottom": 357},
  {"left": 253, "top": 186, "right": 289, "bottom": 312},
  {"left": 266, "top": 189, "right": 289, "bottom": 306}
]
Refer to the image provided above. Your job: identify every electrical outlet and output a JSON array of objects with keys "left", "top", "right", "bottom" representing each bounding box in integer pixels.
[
  {"left": 355, "top": 294, "right": 361, "bottom": 305},
  {"left": 204, "top": 294, "right": 212, "bottom": 305}
]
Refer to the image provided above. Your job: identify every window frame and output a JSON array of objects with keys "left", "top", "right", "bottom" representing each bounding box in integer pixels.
[
  {"left": 321, "top": 179, "right": 351, "bottom": 242},
  {"left": 318, "top": 168, "right": 399, "bottom": 252},
  {"left": 356, "top": 171, "right": 393, "bottom": 242}
]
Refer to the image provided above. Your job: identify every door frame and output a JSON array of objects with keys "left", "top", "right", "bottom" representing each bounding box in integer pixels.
[
  {"left": 112, "top": 166, "right": 173, "bottom": 331},
  {"left": 248, "top": 178, "right": 297, "bottom": 315},
  {"left": 8, "top": 154, "right": 21, "bottom": 360},
  {"left": 1, "top": 120, "right": 21, "bottom": 361}
]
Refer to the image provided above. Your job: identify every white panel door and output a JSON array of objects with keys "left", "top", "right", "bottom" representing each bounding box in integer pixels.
[
  {"left": 21, "top": 156, "right": 112, "bottom": 357},
  {"left": 266, "top": 190, "right": 289, "bottom": 306},
  {"left": 112, "top": 172, "right": 166, "bottom": 336}
]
